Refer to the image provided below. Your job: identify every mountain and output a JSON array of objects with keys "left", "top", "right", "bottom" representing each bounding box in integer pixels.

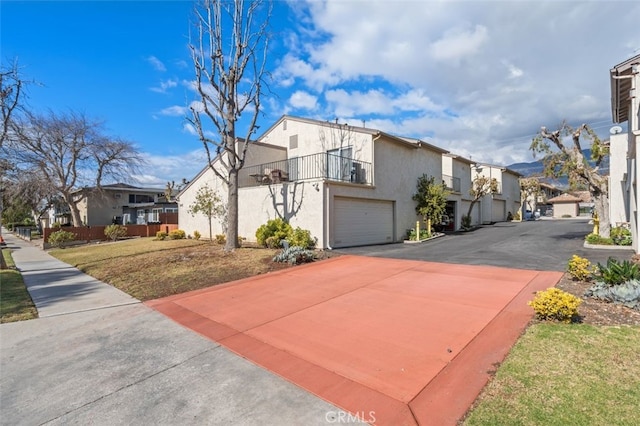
[{"left": 507, "top": 149, "right": 609, "bottom": 179}]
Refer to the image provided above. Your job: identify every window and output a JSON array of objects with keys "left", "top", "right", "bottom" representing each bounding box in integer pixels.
[
  {"left": 150, "top": 208, "right": 162, "bottom": 222},
  {"left": 289, "top": 134, "right": 298, "bottom": 149},
  {"left": 164, "top": 207, "right": 178, "bottom": 213},
  {"left": 128, "top": 194, "right": 154, "bottom": 203},
  {"left": 327, "top": 147, "right": 352, "bottom": 181}
]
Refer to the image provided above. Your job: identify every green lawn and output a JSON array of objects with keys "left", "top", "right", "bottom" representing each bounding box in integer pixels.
[
  {"left": 0, "top": 249, "right": 38, "bottom": 323},
  {"left": 464, "top": 323, "right": 640, "bottom": 425}
]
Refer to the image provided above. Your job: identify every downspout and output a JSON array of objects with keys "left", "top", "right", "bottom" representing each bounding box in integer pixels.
[
  {"left": 324, "top": 180, "right": 332, "bottom": 250},
  {"left": 372, "top": 132, "right": 383, "bottom": 186}
]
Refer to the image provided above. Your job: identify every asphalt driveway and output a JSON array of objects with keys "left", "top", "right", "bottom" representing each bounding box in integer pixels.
[{"left": 336, "top": 218, "right": 632, "bottom": 270}]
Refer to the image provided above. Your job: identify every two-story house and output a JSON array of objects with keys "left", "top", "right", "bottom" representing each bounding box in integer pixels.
[
  {"left": 442, "top": 153, "right": 474, "bottom": 230},
  {"left": 471, "top": 163, "right": 522, "bottom": 224},
  {"left": 178, "top": 115, "right": 453, "bottom": 248},
  {"left": 72, "top": 183, "right": 178, "bottom": 226}
]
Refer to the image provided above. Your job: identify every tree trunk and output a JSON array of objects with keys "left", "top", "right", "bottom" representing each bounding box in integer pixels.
[
  {"left": 208, "top": 214, "right": 213, "bottom": 242},
  {"left": 63, "top": 192, "right": 83, "bottom": 226},
  {"left": 466, "top": 200, "right": 477, "bottom": 219},
  {"left": 594, "top": 191, "right": 610, "bottom": 238},
  {"left": 225, "top": 169, "right": 239, "bottom": 251}
]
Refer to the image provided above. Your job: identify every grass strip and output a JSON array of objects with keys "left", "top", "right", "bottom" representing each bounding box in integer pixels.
[
  {"left": 464, "top": 323, "right": 640, "bottom": 425},
  {"left": 1, "top": 249, "right": 38, "bottom": 323}
]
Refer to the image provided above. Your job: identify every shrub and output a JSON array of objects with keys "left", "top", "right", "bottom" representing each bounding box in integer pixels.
[
  {"left": 155, "top": 231, "right": 168, "bottom": 240},
  {"left": 168, "top": 229, "right": 186, "bottom": 240},
  {"left": 407, "top": 228, "right": 430, "bottom": 241},
  {"left": 611, "top": 226, "right": 632, "bottom": 246},
  {"left": 214, "top": 234, "right": 226, "bottom": 244},
  {"left": 595, "top": 257, "right": 640, "bottom": 286},
  {"left": 585, "top": 280, "right": 640, "bottom": 310},
  {"left": 567, "top": 255, "right": 593, "bottom": 281},
  {"left": 273, "top": 246, "right": 316, "bottom": 265},
  {"left": 585, "top": 233, "right": 614, "bottom": 245},
  {"left": 562, "top": 214, "right": 572, "bottom": 218},
  {"left": 104, "top": 224, "right": 127, "bottom": 241},
  {"left": 287, "top": 227, "right": 316, "bottom": 249},
  {"left": 193, "top": 230, "right": 201, "bottom": 240},
  {"left": 255, "top": 218, "right": 292, "bottom": 248},
  {"left": 48, "top": 230, "right": 76, "bottom": 248},
  {"left": 52, "top": 222, "right": 62, "bottom": 229},
  {"left": 528, "top": 287, "right": 582, "bottom": 323},
  {"left": 461, "top": 214, "right": 472, "bottom": 230}
]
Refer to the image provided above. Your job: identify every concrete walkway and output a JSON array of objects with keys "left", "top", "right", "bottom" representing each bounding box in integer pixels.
[
  {"left": 0, "top": 231, "right": 353, "bottom": 425},
  {"left": 148, "top": 255, "right": 562, "bottom": 425}
]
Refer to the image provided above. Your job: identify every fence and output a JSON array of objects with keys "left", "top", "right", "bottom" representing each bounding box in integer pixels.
[{"left": 42, "top": 224, "right": 180, "bottom": 246}]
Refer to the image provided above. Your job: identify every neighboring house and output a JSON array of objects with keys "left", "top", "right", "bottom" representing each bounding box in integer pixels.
[
  {"left": 522, "top": 180, "right": 562, "bottom": 218},
  {"left": 442, "top": 153, "right": 474, "bottom": 230},
  {"left": 536, "top": 182, "right": 563, "bottom": 216},
  {"left": 178, "top": 115, "right": 453, "bottom": 248},
  {"left": 573, "top": 191, "right": 594, "bottom": 216},
  {"left": 610, "top": 53, "right": 640, "bottom": 252},
  {"left": 548, "top": 193, "right": 581, "bottom": 218},
  {"left": 72, "top": 183, "right": 178, "bottom": 226},
  {"left": 471, "top": 163, "right": 522, "bottom": 224}
]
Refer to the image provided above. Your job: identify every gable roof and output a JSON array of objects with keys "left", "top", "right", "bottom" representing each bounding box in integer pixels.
[
  {"left": 610, "top": 54, "right": 640, "bottom": 123},
  {"left": 547, "top": 193, "right": 582, "bottom": 203}
]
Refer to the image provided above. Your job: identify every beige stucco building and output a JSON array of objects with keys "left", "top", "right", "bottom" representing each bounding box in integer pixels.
[
  {"left": 609, "top": 54, "right": 639, "bottom": 251},
  {"left": 178, "top": 115, "right": 499, "bottom": 248},
  {"left": 547, "top": 193, "right": 581, "bottom": 218},
  {"left": 471, "top": 164, "right": 522, "bottom": 224},
  {"left": 68, "top": 184, "right": 177, "bottom": 226}
]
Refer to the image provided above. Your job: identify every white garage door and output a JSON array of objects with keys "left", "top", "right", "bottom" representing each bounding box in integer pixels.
[
  {"left": 492, "top": 199, "right": 506, "bottom": 222},
  {"left": 333, "top": 197, "right": 394, "bottom": 248}
]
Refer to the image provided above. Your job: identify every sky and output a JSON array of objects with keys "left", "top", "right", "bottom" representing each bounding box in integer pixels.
[{"left": 2, "top": 0, "right": 639, "bottom": 188}]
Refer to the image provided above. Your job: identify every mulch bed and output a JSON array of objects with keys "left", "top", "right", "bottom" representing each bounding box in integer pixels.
[{"left": 555, "top": 273, "right": 640, "bottom": 326}]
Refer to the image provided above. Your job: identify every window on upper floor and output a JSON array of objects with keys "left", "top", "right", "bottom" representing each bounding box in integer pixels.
[{"left": 128, "top": 194, "right": 155, "bottom": 203}]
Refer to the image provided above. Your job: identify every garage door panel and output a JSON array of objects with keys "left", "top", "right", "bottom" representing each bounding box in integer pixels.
[
  {"left": 334, "top": 198, "right": 394, "bottom": 248},
  {"left": 492, "top": 199, "right": 505, "bottom": 222}
]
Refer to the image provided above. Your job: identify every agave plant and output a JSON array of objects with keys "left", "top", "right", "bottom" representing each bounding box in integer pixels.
[
  {"left": 586, "top": 280, "right": 640, "bottom": 310},
  {"left": 596, "top": 257, "right": 640, "bottom": 286}
]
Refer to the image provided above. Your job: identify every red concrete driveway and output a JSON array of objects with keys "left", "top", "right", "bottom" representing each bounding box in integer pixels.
[{"left": 146, "top": 255, "right": 562, "bottom": 425}]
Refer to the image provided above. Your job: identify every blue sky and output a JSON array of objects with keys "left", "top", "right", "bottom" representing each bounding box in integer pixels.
[{"left": 2, "top": 1, "right": 639, "bottom": 187}]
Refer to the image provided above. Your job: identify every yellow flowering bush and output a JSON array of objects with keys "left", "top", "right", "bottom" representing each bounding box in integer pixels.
[
  {"left": 528, "top": 288, "right": 582, "bottom": 323},
  {"left": 567, "top": 255, "right": 593, "bottom": 281}
]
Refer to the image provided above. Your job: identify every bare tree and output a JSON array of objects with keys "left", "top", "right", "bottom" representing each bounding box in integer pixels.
[
  {"left": 1, "top": 58, "right": 30, "bottom": 149},
  {"left": 464, "top": 174, "right": 499, "bottom": 226},
  {"left": 187, "top": 0, "right": 271, "bottom": 251},
  {"left": 531, "top": 122, "right": 609, "bottom": 236},
  {"left": 1, "top": 58, "right": 32, "bottom": 256},
  {"left": 519, "top": 177, "right": 542, "bottom": 218},
  {"left": 5, "top": 110, "right": 144, "bottom": 226}
]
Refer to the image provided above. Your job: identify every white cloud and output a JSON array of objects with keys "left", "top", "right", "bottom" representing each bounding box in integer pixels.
[
  {"left": 150, "top": 79, "right": 178, "bottom": 94},
  {"left": 289, "top": 90, "right": 318, "bottom": 110},
  {"left": 146, "top": 55, "right": 166, "bottom": 72},
  {"left": 429, "top": 25, "right": 489, "bottom": 63},
  {"left": 271, "top": 0, "right": 640, "bottom": 165},
  {"left": 134, "top": 149, "right": 209, "bottom": 187},
  {"left": 159, "top": 105, "right": 187, "bottom": 116}
]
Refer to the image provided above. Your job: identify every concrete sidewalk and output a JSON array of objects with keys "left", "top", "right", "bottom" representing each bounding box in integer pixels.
[
  {"left": 0, "top": 231, "right": 352, "bottom": 425},
  {"left": 6, "top": 232, "right": 139, "bottom": 317}
]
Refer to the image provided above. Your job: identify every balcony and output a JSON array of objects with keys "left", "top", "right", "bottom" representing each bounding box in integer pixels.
[
  {"left": 239, "top": 152, "right": 372, "bottom": 188},
  {"left": 443, "top": 174, "right": 461, "bottom": 192}
]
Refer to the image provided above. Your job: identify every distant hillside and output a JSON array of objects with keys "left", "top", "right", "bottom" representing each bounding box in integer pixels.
[{"left": 507, "top": 149, "right": 609, "bottom": 180}]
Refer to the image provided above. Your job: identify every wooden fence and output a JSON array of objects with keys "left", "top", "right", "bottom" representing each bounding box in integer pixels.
[{"left": 43, "top": 224, "right": 180, "bottom": 245}]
